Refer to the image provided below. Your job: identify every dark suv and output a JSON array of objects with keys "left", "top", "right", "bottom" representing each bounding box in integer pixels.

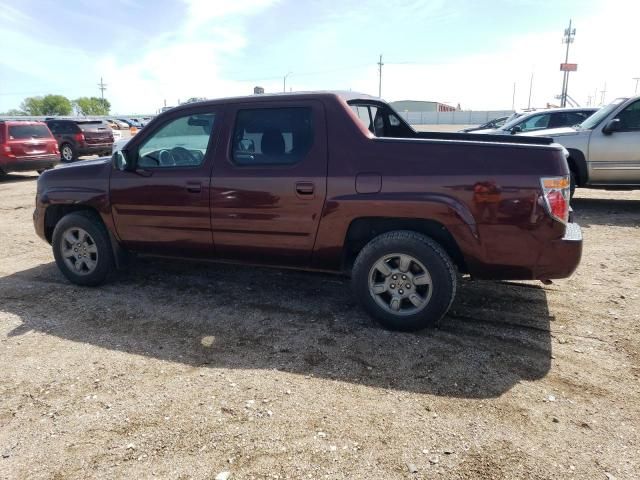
[{"left": 45, "top": 119, "right": 114, "bottom": 161}]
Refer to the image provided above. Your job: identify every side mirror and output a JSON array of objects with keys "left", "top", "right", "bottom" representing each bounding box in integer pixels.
[
  {"left": 510, "top": 125, "right": 522, "bottom": 135},
  {"left": 112, "top": 150, "right": 131, "bottom": 171},
  {"left": 602, "top": 118, "right": 622, "bottom": 135}
]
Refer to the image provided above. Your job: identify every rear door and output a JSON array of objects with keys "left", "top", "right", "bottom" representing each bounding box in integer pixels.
[
  {"left": 588, "top": 99, "right": 640, "bottom": 183},
  {"left": 77, "top": 121, "right": 113, "bottom": 147},
  {"left": 210, "top": 100, "right": 327, "bottom": 267},
  {"left": 110, "top": 106, "right": 221, "bottom": 256}
]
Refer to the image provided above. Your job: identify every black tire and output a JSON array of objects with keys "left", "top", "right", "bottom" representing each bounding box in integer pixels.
[
  {"left": 60, "top": 143, "right": 76, "bottom": 162},
  {"left": 52, "top": 211, "right": 114, "bottom": 286},
  {"left": 351, "top": 230, "right": 457, "bottom": 331},
  {"left": 569, "top": 170, "right": 576, "bottom": 199}
]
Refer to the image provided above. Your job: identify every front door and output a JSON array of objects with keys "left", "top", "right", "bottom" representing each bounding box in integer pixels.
[
  {"left": 210, "top": 101, "right": 327, "bottom": 267},
  {"left": 589, "top": 99, "right": 640, "bottom": 184},
  {"left": 110, "top": 108, "right": 220, "bottom": 256}
]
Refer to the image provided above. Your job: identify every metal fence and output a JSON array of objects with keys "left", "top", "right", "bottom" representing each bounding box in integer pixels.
[{"left": 398, "top": 110, "right": 514, "bottom": 125}]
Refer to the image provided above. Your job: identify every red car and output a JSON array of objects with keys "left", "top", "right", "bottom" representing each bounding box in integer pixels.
[{"left": 0, "top": 121, "right": 59, "bottom": 176}]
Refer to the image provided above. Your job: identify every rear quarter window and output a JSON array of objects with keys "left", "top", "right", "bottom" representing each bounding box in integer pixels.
[{"left": 8, "top": 124, "right": 52, "bottom": 139}]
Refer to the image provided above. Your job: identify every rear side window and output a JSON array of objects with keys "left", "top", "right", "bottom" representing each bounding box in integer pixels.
[
  {"left": 614, "top": 100, "right": 640, "bottom": 130},
  {"left": 8, "top": 124, "right": 52, "bottom": 139},
  {"left": 231, "top": 107, "right": 313, "bottom": 166},
  {"left": 76, "top": 120, "right": 109, "bottom": 132}
]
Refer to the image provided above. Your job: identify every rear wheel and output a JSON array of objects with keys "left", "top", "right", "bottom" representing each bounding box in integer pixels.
[
  {"left": 351, "top": 230, "right": 457, "bottom": 331},
  {"left": 60, "top": 143, "right": 76, "bottom": 162},
  {"left": 52, "top": 212, "right": 114, "bottom": 286}
]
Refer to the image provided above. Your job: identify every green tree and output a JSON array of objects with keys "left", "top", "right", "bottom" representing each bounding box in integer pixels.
[
  {"left": 73, "top": 97, "right": 111, "bottom": 116},
  {"left": 1, "top": 108, "right": 25, "bottom": 116},
  {"left": 20, "top": 95, "right": 72, "bottom": 115}
]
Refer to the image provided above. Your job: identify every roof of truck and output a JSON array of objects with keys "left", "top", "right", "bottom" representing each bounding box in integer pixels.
[{"left": 169, "top": 91, "right": 379, "bottom": 111}]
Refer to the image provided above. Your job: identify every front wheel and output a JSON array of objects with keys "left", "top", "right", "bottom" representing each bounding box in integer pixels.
[
  {"left": 351, "top": 231, "right": 457, "bottom": 331},
  {"left": 52, "top": 212, "right": 114, "bottom": 286},
  {"left": 60, "top": 143, "right": 76, "bottom": 162}
]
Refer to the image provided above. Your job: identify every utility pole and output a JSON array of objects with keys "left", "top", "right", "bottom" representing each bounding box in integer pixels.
[
  {"left": 512, "top": 82, "right": 516, "bottom": 110},
  {"left": 283, "top": 71, "right": 292, "bottom": 93},
  {"left": 377, "top": 54, "right": 384, "bottom": 98},
  {"left": 600, "top": 83, "right": 607, "bottom": 106},
  {"left": 560, "top": 20, "right": 576, "bottom": 107},
  {"left": 527, "top": 73, "right": 534, "bottom": 109},
  {"left": 633, "top": 77, "right": 640, "bottom": 94},
  {"left": 98, "top": 77, "right": 107, "bottom": 101}
]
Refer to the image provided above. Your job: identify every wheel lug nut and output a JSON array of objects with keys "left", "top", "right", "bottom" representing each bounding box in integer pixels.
[
  {"left": 399, "top": 289, "right": 404, "bottom": 294},
  {"left": 392, "top": 275, "right": 397, "bottom": 280},
  {"left": 390, "top": 284, "right": 395, "bottom": 289},
  {"left": 402, "top": 275, "right": 406, "bottom": 280},
  {"left": 406, "top": 284, "right": 411, "bottom": 288}
]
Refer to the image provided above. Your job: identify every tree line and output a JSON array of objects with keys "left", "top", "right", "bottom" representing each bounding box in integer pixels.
[{"left": 1, "top": 94, "right": 111, "bottom": 116}]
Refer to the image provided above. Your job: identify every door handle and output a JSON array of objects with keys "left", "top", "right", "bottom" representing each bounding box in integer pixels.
[
  {"left": 295, "top": 182, "right": 315, "bottom": 196},
  {"left": 186, "top": 182, "right": 201, "bottom": 193}
]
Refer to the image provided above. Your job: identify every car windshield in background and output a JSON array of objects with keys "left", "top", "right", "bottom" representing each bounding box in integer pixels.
[
  {"left": 8, "top": 124, "right": 51, "bottom": 139},
  {"left": 580, "top": 98, "right": 627, "bottom": 129}
]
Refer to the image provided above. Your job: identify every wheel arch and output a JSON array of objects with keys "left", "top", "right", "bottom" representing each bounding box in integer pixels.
[
  {"left": 566, "top": 148, "right": 588, "bottom": 186},
  {"left": 342, "top": 217, "right": 467, "bottom": 274}
]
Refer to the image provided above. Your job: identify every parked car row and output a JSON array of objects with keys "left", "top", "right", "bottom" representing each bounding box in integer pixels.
[
  {"left": 0, "top": 118, "right": 117, "bottom": 175},
  {"left": 468, "top": 107, "right": 598, "bottom": 135}
]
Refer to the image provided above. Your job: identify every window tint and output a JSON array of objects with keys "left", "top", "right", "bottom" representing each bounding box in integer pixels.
[
  {"left": 519, "top": 113, "right": 550, "bottom": 131},
  {"left": 56, "top": 121, "right": 79, "bottom": 134},
  {"left": 615, "top": 100, "right": 640, "bottom": 130},
  {"left": 8, "top": 124, "right": 52, "bottom": 139},
  {"left": 232, "top": 107, "right": 313, "bottom": 166},
  {"left": 137, "top": 113, "right": 215, "bottom": 168}
]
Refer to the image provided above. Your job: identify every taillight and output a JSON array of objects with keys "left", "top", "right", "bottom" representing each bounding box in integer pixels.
[
  {"left": 75, "top": 132, "right": 85, "bottom": 143},
  {"left": 2, "top": 144, "right": 14, "bottom": 158},
  {"left": 541, "top": 176, "right": 570, "bottom": 224}
]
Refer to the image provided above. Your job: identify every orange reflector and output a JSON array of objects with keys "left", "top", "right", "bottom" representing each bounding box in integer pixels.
[{"left": 542, "top": 177, "right": 570, "bottom": 189}]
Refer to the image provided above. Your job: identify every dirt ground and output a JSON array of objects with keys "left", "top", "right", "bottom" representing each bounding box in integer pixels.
[{"left": 1, "top": 173, "right": 639, "bottom": 480}]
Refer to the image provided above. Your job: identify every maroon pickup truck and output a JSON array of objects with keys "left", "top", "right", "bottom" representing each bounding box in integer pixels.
[{"left": 33, "top": 92, "right": 582, "bottom": 330}]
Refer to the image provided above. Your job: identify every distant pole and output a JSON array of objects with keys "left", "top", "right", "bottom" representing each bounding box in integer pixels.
[
  {"left": 560, "top": 19, "right": 576, "bottom": 107},
  {"left": 527, "top": 73, "right": 534, "bottom": 109},
  {"left": 283, "top": 71, "right": 292, "bottom": 93},
  {"left": 600, "top": 82, "right": 607, "bottom": 105},
  {"left": 633, "top": 77, "right": 640, "bottom": 94},
  {"left": 98, "top": 76, "right": 107, "bottom": 101},
  {"left": 377, "top": 54, "right": 384, "bottom": 98},
  {"left": 512, "top": 82, "right": 516, "bottom": 110}
]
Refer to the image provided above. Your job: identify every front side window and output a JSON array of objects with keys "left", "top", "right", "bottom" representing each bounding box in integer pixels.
[
  {"left": 231, "top": 107, "right": 313, "bottom": 166},
  {"left": 137, "top": 113, "right": 215, "bottom": 168},
  {"left": 614, "top": 100, "right": 640, "bottom": 130}
]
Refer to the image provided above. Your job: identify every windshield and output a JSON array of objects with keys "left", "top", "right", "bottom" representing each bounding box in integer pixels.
[
  {"left": 499, "top": 112, "right": 525, "bottom": 130},
  {"left": 8, "top": 124, "right": 52, "bottom": 139},
  {"left": 580, "top": 98, "right": 627, "bottom": 129}
]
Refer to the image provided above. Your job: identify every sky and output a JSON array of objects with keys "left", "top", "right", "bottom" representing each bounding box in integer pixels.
[{"left": 1, "top": 0, "right": 639, "bottom": 114}]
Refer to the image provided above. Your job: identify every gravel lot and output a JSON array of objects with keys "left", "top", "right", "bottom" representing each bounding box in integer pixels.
[{"left": 1, "top": 173, "right": 639, "bottom": 479}]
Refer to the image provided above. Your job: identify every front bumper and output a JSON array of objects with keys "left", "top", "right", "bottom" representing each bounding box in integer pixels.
[
  {"left": 533, "top": 222, "right": 583, "bottom": 279},
  {"left": 1, "top": 155, "right": 59, "bottom": 173}
]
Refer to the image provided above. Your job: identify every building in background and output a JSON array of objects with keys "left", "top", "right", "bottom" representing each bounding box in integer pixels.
[{"left": 390, "top": 100, "right": 457, "bottom": 113}]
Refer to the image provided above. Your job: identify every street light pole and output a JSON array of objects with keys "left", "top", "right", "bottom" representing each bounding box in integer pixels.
[
  {"left": 377, "top": 54, "right": 384, "bottom": 98},
  {"left": 283, "top": 72, "right": 292, "bottom": 93},
  {"left": 633, "top": 77, "right": 640, "bottom": 94}
]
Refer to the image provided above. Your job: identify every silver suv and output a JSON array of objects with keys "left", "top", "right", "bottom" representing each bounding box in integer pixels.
[{"left": 525, "top": 97, "right": 640, "bottom": 195}]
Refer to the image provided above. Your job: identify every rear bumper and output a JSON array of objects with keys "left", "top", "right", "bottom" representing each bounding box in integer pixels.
[
  {"left": 533, "top": 222, "right": 583, "bottom": 279},
  {"left": 0, "top": 155, "right": 59, "bottom": 173},
  {"left": 78, "top": 143, "right": 113, "bottom": 156}
]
